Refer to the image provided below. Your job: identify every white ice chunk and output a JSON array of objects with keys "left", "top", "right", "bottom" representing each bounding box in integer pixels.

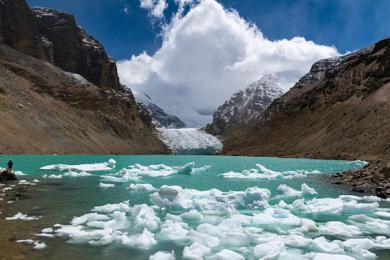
[
  {"left": 16, "top": 239, "right": 35, "bottom": 244},
  {"left": 40, "top": 159, "right": 116, "bottom": 172},
  {"left": 221, "top": 164, "right": 320, "bottom": 180},
  {"left": 120, "top": 229, "right": 156, "bottom": 250},
  {"left": 5, "top": 212, "right": 41, "bottom": 221},
  {"left": 311, "top": 253, "right": 355, "bottom": 260},
  {"left": 149, "top": 251, "right": 175, "bottom": 260},
  {"left": 319, "top": 221, "right": 361, "bottom": 238},
  {"left": 33, "top": 242, "right": 46, "bottom": 250},
  {"left": 183, "top": 242, "right": 211, "bottom": 259},
  {"left": 181, "top": 210, "right": 203, "bottom": 223},
  {"left": 63, "top": 171, "right": 91, "bottom": 177},
  {"left": 129, "top": 183, "right": 156, "bottom": 192},
  {"left": 71, "top": 213, "right": 110, "bottom": 225},
  {"left": 208, "top": 249, "right": 244, "bottom": 260},
  {"left": 130, "top": 204, "right": 160, "bottom": 231},
  {"left": 92, "top": 201, "right": 130, "bottom": 214},
  {"left": 43, "top": 174, "right": 62, "bottom": 179},
  {"left": 253, "top": 240, "right": 285, "bottom": 259},
  {"left": 99, "top": 183, "right": 115, "bottom": 189},
  {"left": 158, "top": 220, "right": 188, "bottom": 241}
]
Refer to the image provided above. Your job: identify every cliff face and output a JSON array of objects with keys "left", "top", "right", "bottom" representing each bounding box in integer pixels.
[
  {"left": 0, "top": 0, "right": 166, "bottom": 154},
  {"left": 0, "top": 1, "right": 121, "bottom": 91},
  {"left": 0, "top": 0, "right": 46, "bottom": 59},
  {"left": 205, "top": 74, "right": 284, "bottom": 137},
  {"left": 223, "top": 38, "right": 390, "bottom": 161},
  {"left": 31, "top": 8, "right": 121, "bottom": 90}
]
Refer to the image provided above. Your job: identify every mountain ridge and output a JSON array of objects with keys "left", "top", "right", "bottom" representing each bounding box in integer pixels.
[
  {"left": 222, "top": 37, "right": 390, "bottom": 162},
  {"left": 0, "top": 0, "right": 166, "bottom": 154}
]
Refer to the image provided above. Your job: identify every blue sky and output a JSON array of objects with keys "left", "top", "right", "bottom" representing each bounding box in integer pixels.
[
  {"left": 27, "top": 0, "right": 390, "bottom": 61},
  {"left": 26, "top": 0, "right": 390, "bottom": 126}
]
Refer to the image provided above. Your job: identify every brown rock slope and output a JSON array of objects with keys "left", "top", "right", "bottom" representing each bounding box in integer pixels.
[
  {"left": 0, "top": 45, "right": 165, "bottom": 154},
  {"left": 223, "top": 37, "right": 390, "bottom": 162},
  {"left": 0, "top": 0, "right": 166, "bottom": 154}
]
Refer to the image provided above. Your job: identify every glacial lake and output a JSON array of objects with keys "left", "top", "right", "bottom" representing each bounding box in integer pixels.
[{"left": 1, "top": 155, "right": 390, "bottom": 260}]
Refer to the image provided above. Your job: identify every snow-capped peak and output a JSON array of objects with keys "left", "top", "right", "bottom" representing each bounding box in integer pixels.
[
  {"left": 248, "top": 74, "right": 279, "bottom": 89},
  {"left": 205, "top": 74, "right": 285, "bottom": 135}
]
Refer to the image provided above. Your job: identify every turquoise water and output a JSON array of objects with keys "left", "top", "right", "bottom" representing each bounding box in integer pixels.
[{"left": 2, "top": 155, "right": 389, "bottom": 259}]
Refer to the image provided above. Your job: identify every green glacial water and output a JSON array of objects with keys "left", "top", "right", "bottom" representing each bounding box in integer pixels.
[{"left": 1, "top": 155, "right": 389, "bottom": 260}]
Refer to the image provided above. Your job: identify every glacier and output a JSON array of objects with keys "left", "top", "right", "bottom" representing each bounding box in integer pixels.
[{"left": 157, "top": 128, "right": 223, "bottom": 155}]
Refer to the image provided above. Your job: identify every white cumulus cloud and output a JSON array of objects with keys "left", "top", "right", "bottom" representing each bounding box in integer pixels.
[
  {"left": 119, "top": 0, "right": 339, "bottom": 127},
  {"left": 140, "top": 0, "right": 168, "bottom": 18}
]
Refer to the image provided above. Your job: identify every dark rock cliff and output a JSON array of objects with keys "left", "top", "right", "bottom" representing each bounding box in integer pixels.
[
  {"left": 0, "top": 0, "right": 121, "bottom": 90},
  {"left": 0, "top": 0, "right": 46, "bottom": 59},
  {"left": 31, "top": 8, "right": 121, "bottom": 90}
]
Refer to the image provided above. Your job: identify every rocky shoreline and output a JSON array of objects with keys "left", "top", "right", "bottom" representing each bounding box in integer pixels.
[
  {"left": 331, "top": 160, "right": 390, "bottom": 198},
  {"left": 0, "top": 180, "right": 43, "bottom": 259}
]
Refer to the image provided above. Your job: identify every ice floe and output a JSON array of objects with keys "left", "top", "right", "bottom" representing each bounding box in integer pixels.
[
  {"left": 40, "top": 159, "right": 116, "bottom": 172},
  {"left": 43, "top": 174, "right": 63, "bottom": 179},
  {"left": 33, "top": 241, "right": 47, "bottom": 249},
  {"left": 41, "top": 182, "right": 390, "bottom": 260},
  {"left": 183, "top": 242, "right": 211, "bottom": 259},
  {"left": 99, "top": 183, "right": 115, "bottom": 189},
  {"left": 221, "top": 163, "right": 321, "bottom": 180},
  {"left": 209, "top": 249, "right": 244, "bottom": 260},
  {"left": 16, "top": 239, "right": 47, "bottom": 250},
  {"left": 63, "top": 171, "right": 91, "bottom": 177},
  {"left": 100, "top": 162, "right": 211, "bottom": 182},
  {"left": 277, "top": 183, "right": 317, "bottom": 198},
  {"left": 16, "top": 239, "right": 35, "bottom": 244},
  {"left": 129, "top": 183, "right": 156, "bottom": 192},
  {"left": 18, "top": 180, "right": 37, "bottom": 186},
  {"left": 149, "top": 251, "right": 175, "bottom": 260}
]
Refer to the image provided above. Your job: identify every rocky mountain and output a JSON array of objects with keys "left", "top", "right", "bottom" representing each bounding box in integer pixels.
[
  {"left": 136, "top": 94, "right": 185, "bottom": 129},
  {"left": 205, "top": 74, "right": 284, "bottom": 136},
  {"left": 31, "top": 8, "right": 121, "bottom": 91},
  {"left": 223, "top": 37, "right": 390, "bottom": 162},
  {"left": 0, "top": 0, "right": 166, "bottom": 154}
]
